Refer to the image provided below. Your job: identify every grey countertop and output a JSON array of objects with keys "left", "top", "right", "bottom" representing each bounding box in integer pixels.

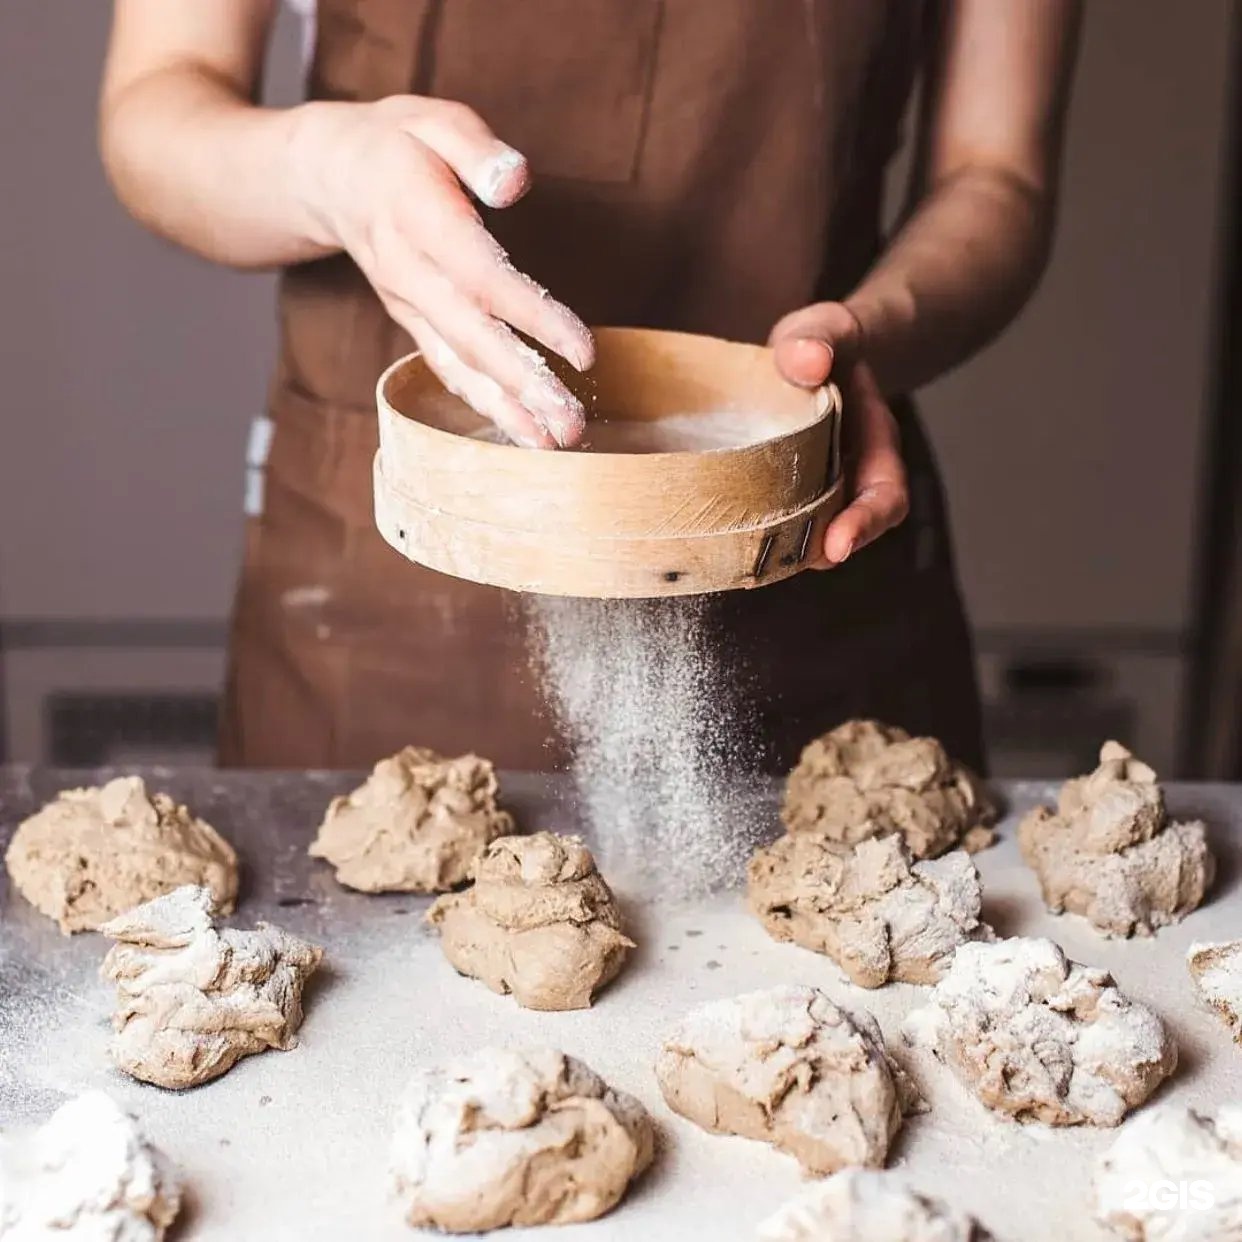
[{"left": 1, "top": 769, "right": 1240, "bottom": 1241}]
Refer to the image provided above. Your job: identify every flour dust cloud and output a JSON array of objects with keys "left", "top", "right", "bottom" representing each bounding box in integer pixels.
[{"left": 526, "top": 595, "right": 765, "bottom": 896}]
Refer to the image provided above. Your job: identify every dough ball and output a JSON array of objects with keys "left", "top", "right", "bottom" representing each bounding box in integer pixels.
[
  {"left": 758, "top": 1168, "right": 993, "bottom": 1242},
  {"left": 0, "top": 1091, "right": 181, "bottom": 1240},
  {"left": 1018, "top": 742, "right": 1215, "bottom": 938},
  {"left": 903, "top": 937, "right": 1176, "bottom": 1127},
  {"left": 100, "top": 885, "right": 323, "bottom": 1089},
  {"left": 427, "top": 831, "right": 633, "bottom": 1011},
  {"left": 309, "top": 746, "right": 513, "bottom": 893},
  {"left": 748, "top": 831, "right": 986, "bottom": 988},
  {"left": 1187, "top": 939, "right": 1242, "bottom": 1045},
  {"left": 4, "top": 776, "right": 238, "bottom": 934},
  {"left": 782, "top": 720, "right": 995, "bottom": 859},
  {"left": 655, "top": 985, "right": 920, "bottom": 1175},
  {"left": 390, "top": 1046, "right": 654, "bottom": 1233},
  {"left": 1094, "top": 1104, "right": 1242, "bottom": 1240}
]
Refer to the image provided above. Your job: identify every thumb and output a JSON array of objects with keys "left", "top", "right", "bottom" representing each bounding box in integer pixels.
[{"left": 768, "top": 302, "right": 863, "bottom": 389}]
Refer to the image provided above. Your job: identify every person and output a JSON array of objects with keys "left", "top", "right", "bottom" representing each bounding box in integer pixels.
[{"left": 99, "top": 0, "right": 1080, "bottom": 774}]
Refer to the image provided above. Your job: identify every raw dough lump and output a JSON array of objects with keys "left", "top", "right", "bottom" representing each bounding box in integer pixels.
[
  {"left": 427, "top": 832, "right": 633, "bottom": 1011},
  {"left": 390, "top": 1046, "right": 653, "bottom": 1233},
  {"left": 758, "top": 1169, "right": 993, "bottom": 1242},
  {"left": 1094, "top": 1104, "right": 1242, "bottom": 1240},
  {"left": 748, "top": 831, "right": 985, "bottom": 988},
  {"left": 100, "top": 885, "right": 323, "bottom": 1089},
  {"left": 1018, "top": 742, "right": 1214, "bottom": 937},
  {"left": 310, "top": 746, "right": 513, "bottom": 893},
  {"left": 903, "top": 937, "right": 1176, "bottom": 1127},
  {"left": 1187, "top": 939, "right": 1242, "bottom": 1045},
  {"left": 656, "top": 985, "right": 920, "bottom": 1175},
  {"left": 0, "top": 1091, "right": 181, "bottom": 1241},
  {"left": 782, "top": 720, "right": 995, "bottom": 859},
  {"left": 4, "top": 776, "right": 238, "bottom": 934}
]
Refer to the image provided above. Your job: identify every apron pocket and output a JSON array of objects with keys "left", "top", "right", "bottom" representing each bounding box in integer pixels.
[{"left": 428, "top": 0, "right": 662, "bottom": 184}]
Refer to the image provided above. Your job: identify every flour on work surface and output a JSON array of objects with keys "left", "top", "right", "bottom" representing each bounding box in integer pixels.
[
  {"left": 0, "top": 1091, "right": 182, "bottom": 1240},
  {"left": 527, "top": 595, "right": 763, "bottom": 895}
]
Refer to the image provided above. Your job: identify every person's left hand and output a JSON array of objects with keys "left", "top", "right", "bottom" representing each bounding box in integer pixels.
[{"left": 769, "top": 302, "right": 909, "bottom": 568}]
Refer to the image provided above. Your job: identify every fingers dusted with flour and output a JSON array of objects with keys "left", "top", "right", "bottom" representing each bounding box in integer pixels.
[
  {"left": 394, "top": 99, "right": 533, "bottom": 209},
  {"left": 407, "top": 317, "right": 558, "bottom": 450},
  {"left": 99, "top": 5, "right": 593, "bottom": 446},
  {"left": 769, "top": 303, "right": 909, "bottom": 567},
  {"left": 289, "top": 95, "right": 594, "bottom": 447}
]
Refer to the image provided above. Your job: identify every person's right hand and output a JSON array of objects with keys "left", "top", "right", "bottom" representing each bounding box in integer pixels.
[{"left": 290, "top": 96, "right": 594, "bottom": 448}]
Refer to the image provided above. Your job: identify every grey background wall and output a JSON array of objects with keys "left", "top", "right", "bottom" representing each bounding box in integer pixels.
[
  {"left": 923, "top": 1, "right": 1231, "bottom": 635},
  {"left": 0, "top": 1, "right": 1235, "bottom": 772}
]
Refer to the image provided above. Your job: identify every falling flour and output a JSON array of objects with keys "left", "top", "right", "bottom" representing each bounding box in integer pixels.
[{"left": 526, "top": 595, "right": 762, "bottom": 896}]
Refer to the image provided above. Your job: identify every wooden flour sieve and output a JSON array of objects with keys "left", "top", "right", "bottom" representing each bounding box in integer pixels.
[{"left": 373, "top": 327, "right": 845, "bottom": 598}]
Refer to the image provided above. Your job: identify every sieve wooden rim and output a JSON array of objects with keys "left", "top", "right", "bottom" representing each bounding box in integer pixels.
[
  {"left": 373, "top": 453, "right": 846, "bottom": 598},
  {"left": 375, "top": 329, "right": 839, "bottom": 539},
  {"left": 373, "top": 327, "right": 845, "bottom": 597}
]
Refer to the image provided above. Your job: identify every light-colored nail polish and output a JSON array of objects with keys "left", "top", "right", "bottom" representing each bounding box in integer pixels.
[
  {"left": 478, "top": 147, "right": 527, "bottom": 209},
  {"left": 520, "top": 386, "right": 585, "bottom": 447}
]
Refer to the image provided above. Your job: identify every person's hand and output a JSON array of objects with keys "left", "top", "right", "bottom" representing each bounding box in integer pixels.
[
  {"left": 289, "top": 96, "right": 594, "bottom": 449},
  {"left": 769, "top": 303, "right": 909, "bottom": 567}
]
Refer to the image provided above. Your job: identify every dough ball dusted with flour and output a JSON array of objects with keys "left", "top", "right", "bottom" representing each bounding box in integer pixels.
[
  {"left": 1187, "top": 939, "right": 1242, "bottom": 1045},
  {"left": 1018, "top": 742, "right": 1214, "bottom": 938},
  {"left": 903, "top": 937, "right": 1176, "bottom": 1127},
  {"left": 100, "top": 885, "right": 322, "bottom": 1089},
  {"left": 748, "top": 832, "right": 986, "bottom": 988},
  {"left": 427, "top": 832, "right": 633, "bottom": 1011},
  {"left": 656, "top": 985, "right": 921, "bottom": 1175},
  {"left": 782, "top": 720, "right": 995, "bottom": 859},
  {"left": 1094, "top": 1104, "right": 1242, "bottom": 1240},
  {"left": 390, "top": 1047, "right": 653, "bottom": 1232},
  {"left": 0, "top": 1091, "right": 181, "bottom": 1240},
  {"left": 310, "top": 746, "right": 513, "bottom": 893},
  {"left": 758, "top": 1169, "right": 994, "bottom": 1242},
  {"left": 4, "top": 776, "right": 237, "bottom": 934}
]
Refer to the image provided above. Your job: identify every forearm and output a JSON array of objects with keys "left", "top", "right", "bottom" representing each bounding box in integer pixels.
[
  {"left": 100, "top": 65, "right": 329, "bottom": 269},
  {"left": 845, "top": 165, "right": 1053, "bottom": 396}
]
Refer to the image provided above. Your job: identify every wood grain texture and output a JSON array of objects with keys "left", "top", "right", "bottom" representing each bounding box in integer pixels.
[{"left": 373, "top": 328, "right": 843, "bottom": 598}]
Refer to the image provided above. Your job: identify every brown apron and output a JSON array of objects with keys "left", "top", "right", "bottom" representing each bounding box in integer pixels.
[{"left": 218, "top": 0, "right": 985, "bottom": 774}]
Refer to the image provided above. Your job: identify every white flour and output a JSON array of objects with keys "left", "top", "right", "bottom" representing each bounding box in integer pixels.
[
  {"left": 3, "top": 782, "right": 1242, "bottom": 1241},
  {"left": 471, "top": 409, "right": 789, "bottom": 453},
  {"left": 576, "top": 411, "right": 789, "bottom": 454},
  {"left": 903, "top": 937, "right": 1178, "bottom": 1128},
  {"left": 0, "top": 1091, "right": 182, "bottom": 1240},
  {"left": 526, "top": 596, "right": 764, "bottom": 896}
]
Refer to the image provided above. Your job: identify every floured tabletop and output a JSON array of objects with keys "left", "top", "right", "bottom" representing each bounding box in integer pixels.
[{"left": 1, "top": 768, "right": 1239, "bottom": 1240}]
